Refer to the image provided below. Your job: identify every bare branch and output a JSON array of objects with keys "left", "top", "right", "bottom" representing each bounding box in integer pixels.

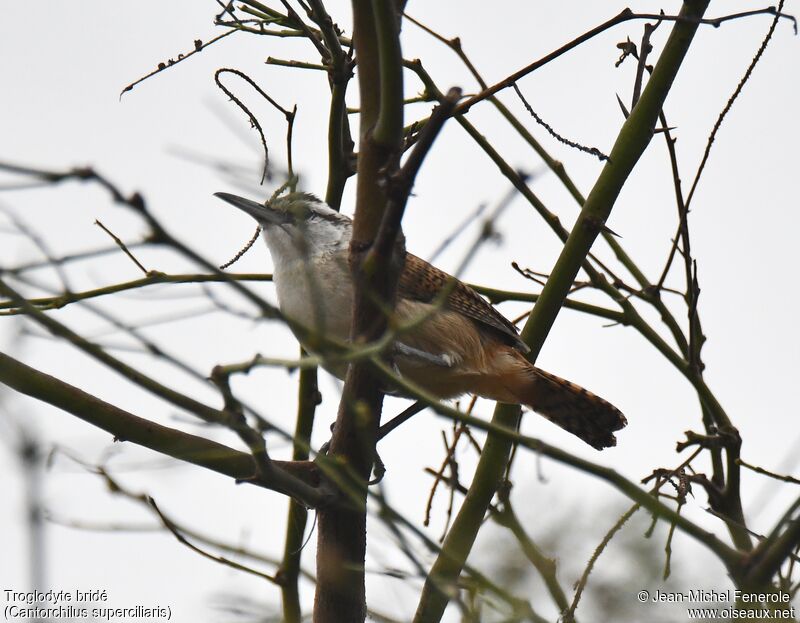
[
  {"left": 94, "top": 219, "right": 149, "bottom": 275},
  {"left": 0, "top": 350, "right": 324, "bottom": 503},
  {"left": 120, "top": 30, "right": 237, "bottom": 97}
]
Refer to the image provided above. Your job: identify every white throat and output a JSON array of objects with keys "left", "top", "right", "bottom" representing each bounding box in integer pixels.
[
  {"left": 262, "top": 214, "right": 351, "bottom": 268},
  {"left": 261, "top": 203, "right": 354, "bottom": 351}
]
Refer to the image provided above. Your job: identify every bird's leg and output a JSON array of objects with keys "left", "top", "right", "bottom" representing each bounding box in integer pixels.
[
  {"left": 317, "top": 402, "right": 427, "bottom": 483},
  {"left": 369, "top": 456, "right": 386, "bottom": 485},
  {"left": 317, "top": 401, "right": 428, "bottom": 484},
  {"left": 369, "top": 401, "right": 427, "bottom": 484},
  {"left": 317, "top": 421, "right": 337, "bottom": 456}
]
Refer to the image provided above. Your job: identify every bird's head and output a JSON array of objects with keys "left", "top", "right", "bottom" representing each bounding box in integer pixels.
[{"left": 215, "top": 190, "right": 352, "bottom": 257}]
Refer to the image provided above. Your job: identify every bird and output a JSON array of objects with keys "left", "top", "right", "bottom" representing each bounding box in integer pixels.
[{"left": 215, "top": 191, "right": 626, "bottom": 449}]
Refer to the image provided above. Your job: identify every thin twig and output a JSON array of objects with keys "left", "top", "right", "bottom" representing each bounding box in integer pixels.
[
  {"left": 94, "top": 219, "right": 149, "bottom": 275},
  {"left": 427, "top": 202, "right": 487, "bottom": 264},
  {"left": 511, "top": 83, "right": 608, "bottom": 161},
  {"left": 276, "top": 0, "right": 329, "bottom": 59},
  {"left": 219, "top": 225, "right": 262, "bottom": 269},
  {"left": 563, "top": 504, "right": 639, "bottom": 623},
  {"left": 266, "top": 56, "right": 326, "bottom": 70},
  {"left": 6, "top": 241, "right": 150, "bottom": 275},
  {"left": 371, "top": 86, "right": 463, "bottom": 262},
  {"left": 148, "top": 496, "right": 279, "bottom": 582},
  {"left": 120, "top": 30, "right": 237, "bottom": 98},
  {"left": 454, "top": 7, "right": 795, "bottom": 116},
  {"left": 663, "top": 502, "right": 683, "bottom": 579},
  {"left": 0, "top": 272, "right": 271, "bottom": 315},
  {"left": 684, "top": 0, "right": 788, "bottom": 212},
  {"left": 738, "top": 458, "right": 800, "bottom": 486},
  {"left": 631, "top": 17, "right": 662, "bottom": 108},
  {"left": 214, "top": 68, "right": 294, "bottom": 184}
]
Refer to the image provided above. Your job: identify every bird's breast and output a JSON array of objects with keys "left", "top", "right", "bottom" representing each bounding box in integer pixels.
[{"left": 273, "top": 253, "right": 354, "bottom": 347}]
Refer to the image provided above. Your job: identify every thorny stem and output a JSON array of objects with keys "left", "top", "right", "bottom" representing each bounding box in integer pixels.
[
  {"left": 402, "top": 20, "right": 692, "bottom": 360},
  {"left": 2, "top": 1, "right": 795, "bottom": 618},
  {"left": 413, "top": 4, "right": 712, "bottom": 620},
  {"left": 368, "top": 358, "right": 741, "bottom": 571}
]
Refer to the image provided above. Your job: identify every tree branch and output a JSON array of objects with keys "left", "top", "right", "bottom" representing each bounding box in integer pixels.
[
  {"left": 0, "top": 273, "right": 271, "bottom": 314},
  {"left": 413, "top": 3, "right": 712, "bottom": 620},
  {"left": 0, "top": 350, "right": 325, "bottom": 504},
  {"left": 313, "top": 1, "right": 406, "bottom": 621},
  {"left": 368, "top": 358, "right": 741, "bottom": 570}
]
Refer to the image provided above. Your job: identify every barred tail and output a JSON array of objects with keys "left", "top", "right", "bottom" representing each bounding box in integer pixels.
[{"left": 506, "top": 357, "right": 627, "bottom": 450}]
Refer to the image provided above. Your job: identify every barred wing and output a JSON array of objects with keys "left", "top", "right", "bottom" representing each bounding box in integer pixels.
[{"left": 399, "top": 253, "right": 529, "bottom": 352}]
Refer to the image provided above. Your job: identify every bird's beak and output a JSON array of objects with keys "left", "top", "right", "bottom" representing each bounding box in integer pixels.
[{"left": 214, "top": 192, "right": 291, "bottom": 225}]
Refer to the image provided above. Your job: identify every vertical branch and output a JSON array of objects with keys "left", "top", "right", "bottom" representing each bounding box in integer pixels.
[
  {"left": 413, "top": 401, "right": 522, "bottom": 623},
  {"left": 371, "top": 1, "right": 404, "bottom": 146},
  {"left": 306, "top": 0, "right": 357, "bottom": 210},
  {"left": 280, "top": 355, "right": 320, "bottom": 623},
  {"left": 413, "top": 2, "right": 711, "bottom": 621},
  {"left": 277, "top": 6, "right": 347, "bottom": 610},
  {"left": 521, "top": 0, "right": 709, "bottom": 360},
  {"left": 325, "top": 69, "right": 355, "bottom": 210},
  {"left": 313, "top": 1, "right": 404, "bottom": 621},
  {"left": 13, "top": 426, "right": 47, "bottom": 600}
]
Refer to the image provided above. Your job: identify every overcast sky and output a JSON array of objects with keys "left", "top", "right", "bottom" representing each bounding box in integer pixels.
[{"left": 1, "top": 1, "right": 798, "bottom": 621}]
